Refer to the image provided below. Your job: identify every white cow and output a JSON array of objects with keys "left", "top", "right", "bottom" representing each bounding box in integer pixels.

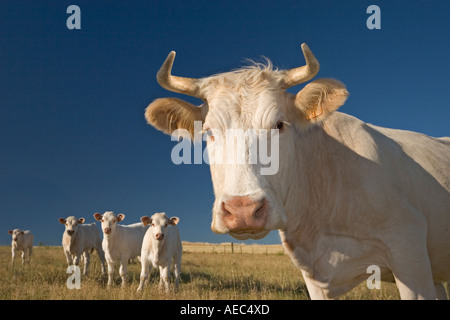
[
  {"left": 144, "top": 43, "right": 450, "bottom": 299},
  {"left": 94, "top": 211, "right": 148, "bottom": 287},
  {"left": 58, "top": 216, "right": 106, "bottom": 276},
  {"left": 137, "top": 212, "right": 182, "bottom": 293},
  {"left": 8, "top": 229, "right": 33, "bottom": 269}
]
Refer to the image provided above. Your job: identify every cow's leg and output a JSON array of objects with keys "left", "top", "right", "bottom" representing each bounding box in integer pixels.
[
  {"left": 435, "top": 282, "right": 448, "bottom": 300},
  {"left": 173, "top": 255, "right": 181, "bottom": 291},
  {"left": 390, "top": 243, "right": 436, "bottom": 299},
  {"left": 107, "top": 261, "right": 115, "bottom": 287},
  {"left": 387, "top": 206, "right": 438, "bottom": 300},
  {"left": 82, "top": 251, "right": 90, "bottom": 276},
  {"left": 96, "top": 247, "right": 107, "bottom": 276},
  {"left": 137, "top": 258, "right": 151, "bottom": 291},
  {"left": 64, "top": 250, "right": 73, "bottom": 266},
  {"left": 119, "top": 259, "right": 128, "bottom": 287},
  {"left": 73, "top": 253, "right": 81, "bottom": 266},
  {"left": 21, "top": 250, "right": 26, "bottom": 266},
  {"left": 301, "top": 270, "right": 331, "bottom": 300},
  {"left": 11, "top": 247, "right": 16, "bottom": 269},
  {"left": 159, "top": 265, "right": 170, "bottom": 293}
]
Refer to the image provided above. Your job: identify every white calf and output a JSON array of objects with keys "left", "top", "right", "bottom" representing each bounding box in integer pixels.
[
  {"left": 137, "top": 212, "right": 182, "bottom": 292},
  {"left": 94, "top": 211, "right": 148, "bottom": 287},
  {"left": 58, "top": 216, "right": 106, "bottom": 276},
  {"left": 8, "top": 229, "right": 33, "bottom": 269}
]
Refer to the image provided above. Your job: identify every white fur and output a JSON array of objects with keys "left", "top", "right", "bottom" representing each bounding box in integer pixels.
[
  {"left": 8, "top": 229, "right": 33, "bottom": 269},
  {"left": 59, "top": 216, "right": 106, "bottom": 276},
  {"left": 94, "top": 211, "right": 148, "bottom": 287},
  {"left": 137, "top": 213, "right": 182, "bottom": 292}
]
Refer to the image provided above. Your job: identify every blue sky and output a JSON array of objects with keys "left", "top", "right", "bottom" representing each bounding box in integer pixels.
[{"left": 1, "top": 1, "right": 449, "bottom": 245}]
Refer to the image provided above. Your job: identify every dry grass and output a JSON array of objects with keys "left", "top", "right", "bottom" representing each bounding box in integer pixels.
[{"left": 0, "top": 244, "right": 400, "bottom": 300}]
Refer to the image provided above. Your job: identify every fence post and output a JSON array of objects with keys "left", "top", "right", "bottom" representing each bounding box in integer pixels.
[{"left": 231, "top": 242, "right": 234, "bottom": 254}]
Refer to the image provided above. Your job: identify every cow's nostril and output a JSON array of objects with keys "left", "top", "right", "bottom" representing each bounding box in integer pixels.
[
  {"left": 221, "top": 202, "right": 233, "bottom": 218},
  {"left": 156, "top": 233, "right": 164, "bottom": 240},
  {"left": 254, "top": 202, "right": 265, "bottom": 218}
]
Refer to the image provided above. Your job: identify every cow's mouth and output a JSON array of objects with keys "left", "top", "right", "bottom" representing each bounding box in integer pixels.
[{"left": 229, "top": 229, "right": 270, "bottom": 240}]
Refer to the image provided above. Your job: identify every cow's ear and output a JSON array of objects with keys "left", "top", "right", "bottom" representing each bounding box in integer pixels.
[
  {"left": 117, "top": 214, "right": 125, "bottom": 222},
  {"left": 78, "top": 218, "right": 85, "bottom": 224},
  {"left": 145, "top": 97, "right": 207, "bottom": 139},
  {"left": 93, "top": 213, "right": 102, "bottom": 221},
  {"left": 8, "top": 230, "right": 13, "bottom": 235},
  {"left": 169, "top": 217, "right": 180, "bottom": 225},
  {"left": 58, "top": 218, "right": 66, "bottom": 225},
  {"left": 295, "top": 78, "right": 348, "bottom": 122},
  {"left": 141, "top": 216, "right": 151, "bottom": 226}
]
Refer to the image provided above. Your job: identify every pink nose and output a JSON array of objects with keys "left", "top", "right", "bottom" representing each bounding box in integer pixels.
[
  {"left": 222, "top": 196, "right": 267, "bottom": 231},
  {"left": 104, "top": 228, "right": 111, "bottom": 234}
]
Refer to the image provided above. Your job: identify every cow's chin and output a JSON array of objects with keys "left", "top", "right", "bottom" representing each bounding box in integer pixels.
[{"left": 228, "top": 229, "right": 270, "bottom": 240}]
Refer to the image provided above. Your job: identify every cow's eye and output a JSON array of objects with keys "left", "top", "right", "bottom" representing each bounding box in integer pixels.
[
  {"left": 276, "top": 121, "right": 284, "bottom": 131},
  {"left": 275, "top": 120, "right": 288, "bottom": 132},
  {"left": 151, "top": 223, "right": 155, "bottom": 227}
]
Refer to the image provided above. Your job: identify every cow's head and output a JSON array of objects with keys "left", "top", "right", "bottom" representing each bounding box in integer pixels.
[
  {"left": 141, "top": 212, "right": 179, "bottom": 243},
  {"left": 94, "top": 211, "right": 125, "bottom": 235},
  {"left": 8, "top": 229, "right": 24, "bottom": 242},
  {"left": 59, "top": 216, "right": 85, "bottom": 237},
  {"left": 145, "top": 44, "right": 348, "bottom": 240}
]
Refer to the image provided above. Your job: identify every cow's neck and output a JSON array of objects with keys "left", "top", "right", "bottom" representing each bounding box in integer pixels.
[
  {"left": 64, "top": 230, "right": 81, "bottom": 253},
  {"left": 280, "top": 112, "right": 359, "bottom": 273},
  {"left": 104, "top": 226, "right": 123, "bottom": 249},
  {"left": 150, "top": 238, "right": 165, "bottom": 263}
]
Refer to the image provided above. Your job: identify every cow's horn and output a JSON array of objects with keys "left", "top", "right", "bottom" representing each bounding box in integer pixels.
[
  {"left": 156, "top": 51, "right": 204, "bottom": 100},
  {"left": 281, "top": 43, "right": 320, "bottom": 89}
]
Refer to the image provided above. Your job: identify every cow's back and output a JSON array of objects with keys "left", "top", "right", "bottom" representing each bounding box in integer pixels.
[
  {"left": 23, "top": 231, "right": 34, "bottom": 248},
  {"left": 118, "top": 223, "right": 148, "bottom": 257},
  {"left": 80, "top": 223, "right": 101, "bottom": 250}
]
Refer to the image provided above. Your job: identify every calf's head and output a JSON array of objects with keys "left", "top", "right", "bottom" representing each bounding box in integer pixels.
[
  {"left": 145, "top": 43, "right": 348, "bottom": 240},
  {"left": 141, "top": 212, "right": 179, "bottom": 243},
  {"left": 59, "top": 216, "right": 85, "bottom": 237},
  {"left": 94, "top": 211, "right": 125, "bottom": 235},
  {"left": 8, "top": 229, "right": 24, "bottom": 242}
]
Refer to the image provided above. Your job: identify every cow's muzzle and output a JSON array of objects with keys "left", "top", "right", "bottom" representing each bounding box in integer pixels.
[{"left": 221, "top": 196, "right": 268, "bottom": 237}]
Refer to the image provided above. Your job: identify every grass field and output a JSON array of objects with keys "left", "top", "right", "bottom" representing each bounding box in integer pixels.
[{"left": 0, "top": 243, "right": 400, "bottom": 300}]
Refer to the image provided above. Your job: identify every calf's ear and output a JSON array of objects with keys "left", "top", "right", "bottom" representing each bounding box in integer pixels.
[
  {"left": 58, "top": 218, "right": 66, "bottom": 225},
  {"left": 169, "top": 217, "right": 180, "bottom": 225},
  {"left": 141, "top": 216, "right": 152, "bottom": 226},
  {"left": 145, "top": 97, "right": 207, "bottom": 139},
  {"left": 295, "top": 78, "right": 349, "bottom": 122},
  {"left": 8, "top": 230, "right": 13, "bottom": 235},
  {"left": 78, "top": 218, "right": 85, "bottom": 224},
  {"left": 93, "top": 213, "right": 102, "bottom": 221},
  {"left": 117, "top": 213, "right": 125, "bottom": 222}
]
